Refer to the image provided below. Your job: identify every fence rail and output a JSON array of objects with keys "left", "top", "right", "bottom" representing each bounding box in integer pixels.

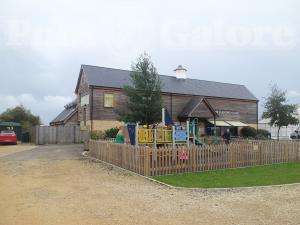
[{"left": 89, "top": 140, "right": 300, "bottom": 176}]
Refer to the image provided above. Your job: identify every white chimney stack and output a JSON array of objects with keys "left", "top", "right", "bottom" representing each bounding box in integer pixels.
[{"left": 174, "top": 65, "right": 187, "bottom": 79}]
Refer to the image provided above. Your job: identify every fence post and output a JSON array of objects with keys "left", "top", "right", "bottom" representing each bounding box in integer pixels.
[
  {"left": 230, "top": 144, "right": 233, "bottom": 168},
  {"left": 135, "top": 123, "right": 139, "bottom": 146},
  {"left": 172, "top": 126, "right": 175, "bottom": 149},
  {"left": 154, "top": 129, "right": 157, "bottom": 149},
  {"left": 193, "top": 123, "right": 196, "bottom": 145},
  {"left": 143, "top": 147, "right": 146, "bottom": 176},
  {"left": 186, "top": 120, "right": 189, "bottom": 148},
  {"left": 259, "top": 142, "right": 262, "bottom": 165}
]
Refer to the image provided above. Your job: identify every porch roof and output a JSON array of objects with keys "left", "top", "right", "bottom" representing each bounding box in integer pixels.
[
  {"left": 225, "top": 121, "right": 248, "bottom": 127},
  {"left": 178, "top": 97, "right": 218, "bottom": 119},
  {"left": 209, "top": 120, "right": 231, "bottom": 127},
  {"left": 208, "top": 120, "right": 248, "bottom": 127}
]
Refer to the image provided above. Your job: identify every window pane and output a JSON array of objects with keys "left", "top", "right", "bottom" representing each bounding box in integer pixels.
[
  {"left": 104, "top": 94, "right": 114, "bottom": 107},
  {"left": 80, "top": 95, "right": 89, "bottom": 106}
]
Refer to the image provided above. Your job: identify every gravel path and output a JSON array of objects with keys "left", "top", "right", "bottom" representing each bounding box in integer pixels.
[
  {"left": 0, "top": 144, "right": 300, "bottom": 225},
  {"left": 0, "top": 144, "right": 36, "bottom": 157}
]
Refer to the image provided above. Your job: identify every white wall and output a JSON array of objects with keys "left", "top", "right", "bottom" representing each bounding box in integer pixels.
[
  {"left": 258, "top": 105, "right": 300, "bottom": 139},
  {"left": 258, "top": 123, "right": 299, "bottom": 139}
]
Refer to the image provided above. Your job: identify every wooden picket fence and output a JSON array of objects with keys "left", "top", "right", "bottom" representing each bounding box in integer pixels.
[
  {"left": 33, "top": 125, "right": 89, "bottom": 145},
  {"left": 89, "top": 140, "right": 300, "bottom": 176}
]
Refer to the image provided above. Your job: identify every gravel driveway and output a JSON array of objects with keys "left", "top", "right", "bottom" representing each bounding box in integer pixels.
[{"left": 0, "top": 144, "right": 300, "bottom": 225}]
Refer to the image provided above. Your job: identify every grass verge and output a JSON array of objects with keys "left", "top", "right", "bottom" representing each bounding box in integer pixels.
[{"left": 152, "top": 162, "right": 300, "bottom": 188}]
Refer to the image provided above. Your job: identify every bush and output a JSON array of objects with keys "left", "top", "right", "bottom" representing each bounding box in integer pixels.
[
  {"left": 104, "top": 127, "right": 119, "bottom": 139},
  {"left": 255, "top": 134, "right": 268, "bottom": 140},
  {"left": 90, "top": 130, "right": 104, "bottom": 140},
  {"left": 241, "top": 127, "right": 257, "bottom": 138},
  {"left": 256, "top": 129, "right": 270, "bottom": 140},
  {"left": 257, "top": 129, "right": 270, "bottom": 137}
]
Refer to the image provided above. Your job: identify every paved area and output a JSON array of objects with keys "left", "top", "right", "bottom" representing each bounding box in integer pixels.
[
  {"left": 0, "top": 144, "right": 83, "bottom": 161},
  {"left": 0, "top": 144, "right": 300, "bottom": 225}
]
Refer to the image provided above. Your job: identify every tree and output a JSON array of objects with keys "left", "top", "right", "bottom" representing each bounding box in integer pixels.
[
  {"left": 262, "top": 85, "right": 299, "bottom": 140},
  {"left": 120, "top": 53, "right": 163, "bottom": 125},
  {"left": 0, "top": 106, "right": 41, "bottom": 131}
]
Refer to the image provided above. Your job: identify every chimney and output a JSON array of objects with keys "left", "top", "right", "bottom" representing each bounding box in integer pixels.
[{"left": 174, "top": 65, "right": 187, "bottom": 79}]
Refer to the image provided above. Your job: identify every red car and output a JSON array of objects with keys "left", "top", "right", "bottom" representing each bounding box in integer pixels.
[{"left": 0, "top": 130, "right": 17, "bottom": 144}]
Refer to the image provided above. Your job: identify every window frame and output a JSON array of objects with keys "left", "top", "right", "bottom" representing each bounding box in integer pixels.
[
  {"left": 103, "top": 93, "right": 115, "bottom": 108},
  {"left": 80, "top": 94, "right": 90, "bottom": 106}
]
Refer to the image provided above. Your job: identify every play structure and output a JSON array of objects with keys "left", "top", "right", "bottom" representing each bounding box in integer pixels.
[{"left": 124, "top": 108, "right": 207, "bottom": 147}]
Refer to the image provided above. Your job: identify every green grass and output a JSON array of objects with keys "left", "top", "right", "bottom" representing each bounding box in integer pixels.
[{"left": 152, "top": 162, "right": 300, "bottom": 188}]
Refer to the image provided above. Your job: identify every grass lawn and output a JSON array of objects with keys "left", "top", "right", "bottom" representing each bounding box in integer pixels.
[{"left": 153, "top": 162, "right": 300, "bottom": 188}]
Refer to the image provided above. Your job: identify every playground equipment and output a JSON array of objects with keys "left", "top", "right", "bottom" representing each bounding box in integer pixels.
[
  {"left": 125, "top": 121, "right": 221, "bottom": 147},
  {"left": 134, "top": 122, "right": 190, "bottom": 147},
  {"left": 127, "top": 121, "right": 204, "bottom": 148},
  {"left": 125, "top": 108, "right": 209, "bottom": 147}
]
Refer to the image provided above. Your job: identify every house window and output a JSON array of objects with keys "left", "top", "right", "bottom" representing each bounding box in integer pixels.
[
  {"left": 80, "top": 94, "right": 89, "bottom": 106},
  {"left": 104, "top": 93, "right": 114, "bottom": 108}
]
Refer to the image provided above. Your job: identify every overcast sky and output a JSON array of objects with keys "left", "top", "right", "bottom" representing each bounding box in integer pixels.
[{"left": 1, "top": 0, "right": 300, "bottom": 124}]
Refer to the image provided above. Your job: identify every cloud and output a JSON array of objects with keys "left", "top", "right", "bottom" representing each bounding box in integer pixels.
[
  {"left": 286, "top": 90, "right": 300, "bottom": 105},
  {"left": 287, "top": 90, "right": 300, "bottom": 97},
  {"left": 0, "top": 94, "right": 74, "bottom": 124},
  {"left": 0, "top": 0, "right": 300, "bottom": 124}
]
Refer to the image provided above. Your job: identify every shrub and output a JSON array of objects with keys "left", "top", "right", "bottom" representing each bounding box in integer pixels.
[
  {"left": 256, "top": 129, "right": 270, "bottom": 140},
  {"left": 255, "top": 134, "right": 268, "bottom": 140},
  {"left": 241, "top": 126, "right": 257, "bottom": 138},
  {"left": 90, "top": 130, "right": 104, "bottom": 140},
  {"left": 104, "top": 127, "right": 119, "bottom": 139}
]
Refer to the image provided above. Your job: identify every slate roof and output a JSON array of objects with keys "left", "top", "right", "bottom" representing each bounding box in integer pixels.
[
  {"left": 78, "top": 65, "right": 257, "bottom": 101},
  {"left": 50, "top": 101, "right": 77, "bottom": 124}
]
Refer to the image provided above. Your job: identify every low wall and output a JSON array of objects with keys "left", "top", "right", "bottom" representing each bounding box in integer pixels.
[{"left": 89, "top": 140, "right": 300, "bottom": 176}]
